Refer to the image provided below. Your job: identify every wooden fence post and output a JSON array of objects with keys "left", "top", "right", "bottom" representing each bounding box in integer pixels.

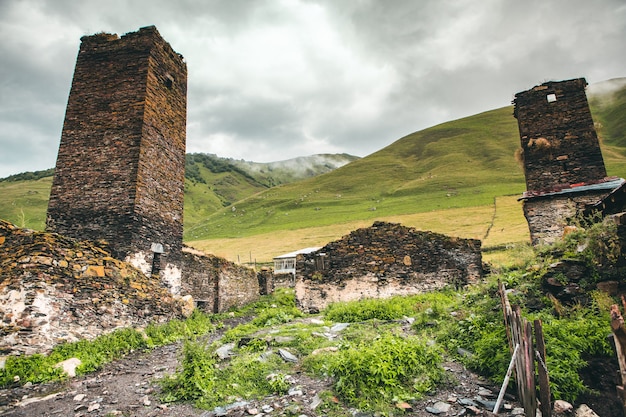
[
  {"left": 610, "top": 303, "right": 626, "bottom": 414},
  {"left": 534, "top": 319, "right": 551, "bottom": 417},
  {"left": 498, "top": 282, "right": 546, "bottom": 417}
]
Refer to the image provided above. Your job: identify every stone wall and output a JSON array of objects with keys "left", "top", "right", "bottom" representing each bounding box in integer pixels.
[
  {"left": 0, "top": 220, "right": 184, "bottom": 356},
  {"left": 513, "top": 78, "right": 606, "bottom": 194},
  {"left": 46, "top": 26, "right": 187, "bottom": 288},
  {"left": 181, "top": 247, "right": 260, "bottom": 313},
  {"left": 294, "top": 221, "right": 482, "bottom": 312},
  {"left": 523, "top": 191, "right": 613, "bottom": 245}
]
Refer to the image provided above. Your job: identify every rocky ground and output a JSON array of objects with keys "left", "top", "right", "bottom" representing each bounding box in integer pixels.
[
  {"left": 0, "top": 317, "right": 609, "bottom": 417},
  {"left": 0, "top": 315, "right": 528, "bottom": 417},
  {"left": 0, "top": 344, "right": 520, "bottom": 417}
]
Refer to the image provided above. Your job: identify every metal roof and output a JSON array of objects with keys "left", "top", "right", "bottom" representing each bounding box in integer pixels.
[
  {"left": 519, "top": 177, "right": 625, "bottom": 200},
  {"left": 273, "top": 247, "right": 321, "bottom": 260}
]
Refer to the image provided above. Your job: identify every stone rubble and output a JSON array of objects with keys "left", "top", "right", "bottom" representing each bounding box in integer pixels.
[{"left": 0, "top": 220, "right": 185, "bottom": 356}]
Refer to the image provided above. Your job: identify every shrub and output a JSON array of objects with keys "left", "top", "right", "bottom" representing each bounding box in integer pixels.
[{"left": 322, "top": 332, "right": 444, "bottom": 413}]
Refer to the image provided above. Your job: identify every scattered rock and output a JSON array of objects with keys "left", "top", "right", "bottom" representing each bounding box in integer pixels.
[
  {"left": 396, "top": 401, "right": 413, "bottom": 411},
  {"left": 459, "top": 398, "right": 478, "bottom": 407},
  {"left": 554, "top": 399, "right": 574, "bottom": 415},
  {"left": 310, "top": 346, "right": 338, "bottom": 355},
  {"left": 216, "top": 343, "right": 236, "bottom": 360},
  {"left": 427, "top": 401, "right": 452, "bottom": 414},
  {"left": 55, "top": 357, "right": 82, "bottom": 378},
  {"left": 457, "top": 347, "right": 474, "bottom": 358},
  {"left": 575, "top": 404, "right": 600, "bottom": 417},
  {"left": 330, "top": 323, "right": 350, "bottom": 333},
  {"left": 477, "top": 387, "right": 493, "bottom": 397},
  {"left": 466, "top": 405, "right": 483, "bottom": 415},
  {"left": 474, "top": 396, "right": 496, "bottom": 410},
  {"left": 278, "top": 348, "right": 298, "bottom": 363},
  {"left": 309, "top": 394, "right": 322, "bottom": 410}
]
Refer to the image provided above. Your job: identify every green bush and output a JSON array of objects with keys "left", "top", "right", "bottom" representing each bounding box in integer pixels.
[
  {"left": 160, "top": 340, "right": 220, "bottom": 407},
  {"left": 322, "top": 332, "right": 444, "bottom": 413}
]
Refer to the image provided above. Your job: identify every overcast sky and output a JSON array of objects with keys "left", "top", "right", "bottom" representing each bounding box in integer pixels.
[{"left": 0, "top": 0, "right": 625, "bottom": 178}]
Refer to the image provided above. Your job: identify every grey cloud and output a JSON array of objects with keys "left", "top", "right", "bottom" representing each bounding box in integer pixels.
[{"left": 0, "top": 0, "right": 625, "bottom": 177}]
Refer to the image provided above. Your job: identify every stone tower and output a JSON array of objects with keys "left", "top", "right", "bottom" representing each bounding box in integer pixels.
[
  {"left": 514, "top": 78, "right": 622, "bottom": 245},
  {"left": 514, "top": 78, "right": 606, "bottom": 192},
  {"left": 47, "top": 26, "right": 187, "bottom": 289}
]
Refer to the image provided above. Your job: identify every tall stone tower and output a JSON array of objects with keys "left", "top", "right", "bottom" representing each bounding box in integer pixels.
[
  {"left": 47, "top": 26, "right": 187, "bottom": 289},
  {"left": 514, "top": 78, "right": 606, "bottom": 192},
  {"left": 514, "top": 78, "right": 622, "bottom": 245}
]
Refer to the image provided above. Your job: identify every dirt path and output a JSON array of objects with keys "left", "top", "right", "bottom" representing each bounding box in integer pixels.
[{"left": 0, "top": 319, "right": 522, "bottom": 417}]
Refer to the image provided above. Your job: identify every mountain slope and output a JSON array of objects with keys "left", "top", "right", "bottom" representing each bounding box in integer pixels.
[
  {"left": 0, "top": 154, "right": 358, "bottom": 231},
  {"left": 186, "top": 78, "right": 626, "bottom": 242},
  {"left": 2, "top": 79, "right": 626, "bottom": 247}
]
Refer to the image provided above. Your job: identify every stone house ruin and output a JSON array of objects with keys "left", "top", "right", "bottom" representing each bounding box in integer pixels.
[
  {"left": 294, "top": 221, "right": 483, "bottom": 312},
  {"left": 514, "top": 78, "right": 626, "bottom": 245}
]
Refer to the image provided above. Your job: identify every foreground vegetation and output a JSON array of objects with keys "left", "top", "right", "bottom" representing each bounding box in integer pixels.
[{"left": 1, "top": 222, "right": 618, "bottom": 415}]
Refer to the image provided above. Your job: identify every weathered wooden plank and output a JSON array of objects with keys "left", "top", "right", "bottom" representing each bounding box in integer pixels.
[{"left": 534, "top": 319, "right": 551, "bottom": 417}]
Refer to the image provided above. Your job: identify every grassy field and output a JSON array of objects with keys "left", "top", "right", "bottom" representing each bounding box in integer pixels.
[{"left": 188, "top": 195, "right": 530, "bottom": 264}]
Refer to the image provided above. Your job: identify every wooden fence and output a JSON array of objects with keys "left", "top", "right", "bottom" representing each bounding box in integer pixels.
[
  {"left": 610, "top": 298, "right": 626, "bottom": 415},
  {"left": 498, "top": 281, "right": 551, "bottom": 416}
]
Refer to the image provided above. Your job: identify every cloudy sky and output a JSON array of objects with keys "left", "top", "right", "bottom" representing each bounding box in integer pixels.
[{"left": 1, "top": 0, "right": 625, "bottom": 178}]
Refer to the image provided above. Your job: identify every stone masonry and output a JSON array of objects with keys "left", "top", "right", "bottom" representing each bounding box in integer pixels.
[
  {"left": 514, "top": 78, "right": 606, "bottom": 193},
  {"left": 513, "top": 78, "right": 621, "bottom": 245},
  {"left": 181, "top": 247, "right": 260, "bottom": 314},
  {"left": 294, "top": 221, "right": 482, "bottom": 312},
  {"left": 0, "top": 220, "right": 185, "bottom": 356},
  {"left": 46, "top": 26, "right": 187, "bottom": 290}
]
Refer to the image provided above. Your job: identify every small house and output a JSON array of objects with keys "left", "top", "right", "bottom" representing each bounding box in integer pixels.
[{"left": 273, "top": 247, "right": 320, "bottom": 275}]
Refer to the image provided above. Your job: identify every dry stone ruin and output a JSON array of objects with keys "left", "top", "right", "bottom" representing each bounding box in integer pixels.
[
  {"left": 1, "top": 26, "right": 260, "bottom": 356},
  {"left": 294, "top": 221, "right": 483, "bottom": 312},
  {"left": 0, "top": 220, "right": 183, "bottom": 355}
]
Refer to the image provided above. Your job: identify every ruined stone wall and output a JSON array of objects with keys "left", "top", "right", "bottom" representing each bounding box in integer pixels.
[
  {"left": 513, "top": 78, "right": 606, "bottom": 193},
  {"left": 523, "top": 191, "right": 612, "bottom": 245},
  {"left": 273, "top": 273, "right": 296, "bottom": 290},
  {"left": 181, "top": 248, "right": 260, "bottom": 313},
  {"left": 0, "top": 220, "right": 183, "bottom": 356},
  {"left": 294, "top": 222, "right": 482, "bottom": 312},
  {"left": 46, "top": 26, "right": 187, "bottom": 287}
]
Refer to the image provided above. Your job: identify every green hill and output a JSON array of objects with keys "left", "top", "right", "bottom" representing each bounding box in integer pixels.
[
  {"left": 185, "top": 77, "right": 626, "bottom": 242},
  {"left": 0, "top": 154, "right": 358, "bottom": 231},
  {"left": 2, "top": 79, "right": 626, "bottom": 256}
]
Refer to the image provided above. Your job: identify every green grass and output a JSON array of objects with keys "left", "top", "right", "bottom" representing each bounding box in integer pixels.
[
  {"left": 0, "top": 310, "right": 217, "bottom": 387},
  {"left": 2, "top": 81, "right": 626, "bottom": 257}
]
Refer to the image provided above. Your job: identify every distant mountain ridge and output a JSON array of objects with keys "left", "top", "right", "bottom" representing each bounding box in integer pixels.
[{"left": 0, "top": 153, "right": 360, "bottom": 230}]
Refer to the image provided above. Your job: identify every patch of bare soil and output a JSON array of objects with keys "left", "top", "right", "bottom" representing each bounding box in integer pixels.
[{"left": 0, "top": 317, "right": 523, "bottom": 417}]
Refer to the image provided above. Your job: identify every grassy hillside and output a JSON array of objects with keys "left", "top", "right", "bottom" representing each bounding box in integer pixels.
[
  {"left": 2, "top": 79, "right": 626, "bottom": 263},
  {"left": 0, "top": 176, "right": 52, "bottom": 231},
  {"left": 0, "top": 154, "right": 356, "bottom": 232},
  {"left": 183, "top": 153, "right": 359, "bottom": 227}
]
